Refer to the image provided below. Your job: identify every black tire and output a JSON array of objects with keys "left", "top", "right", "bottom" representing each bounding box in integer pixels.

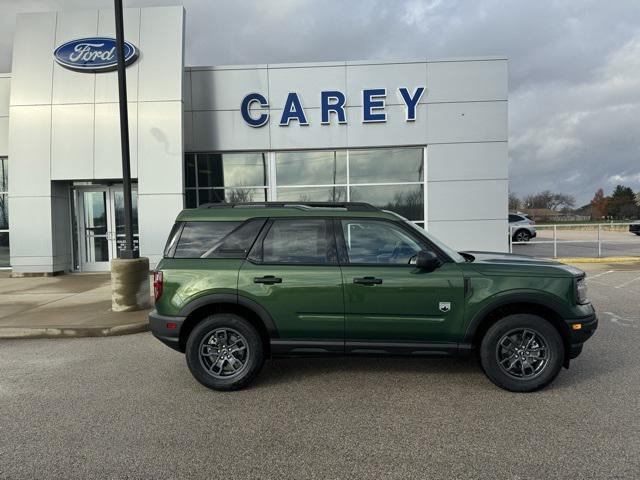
[
  {"left": 479, "top": 314, "right": 564, "bottom": 392},
  {"left": 186, "top": 313, "right": 264, "bottom": 391},
  {"left": 512, "top": 229, "right": 531, "bottom": 242}
]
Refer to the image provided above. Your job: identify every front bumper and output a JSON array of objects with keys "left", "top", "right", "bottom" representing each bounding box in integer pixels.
[
  {"left": 629, "top": 224, "right": 640, "bottom": 234},
  {"left": 149, "top": 310, "right": 186, "bottom": 352},
  {"left": 566, "top": 312, "right": 598, "bottom": 359}
]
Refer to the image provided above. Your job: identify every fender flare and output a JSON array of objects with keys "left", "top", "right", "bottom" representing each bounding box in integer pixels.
[
  {"left": 178, "top": 293, "right": 279, "bottom": 338},
  {"left": 462, "top": 292, "right": 570, "bottom": 345}
]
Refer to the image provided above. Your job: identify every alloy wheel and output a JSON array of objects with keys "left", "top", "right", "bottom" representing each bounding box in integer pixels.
[
  {"left": 198, "top": 328, "right": 250, "bottom": 379},
  {"left": 495, "top": 328, "right": 549, "bottom": 379}
]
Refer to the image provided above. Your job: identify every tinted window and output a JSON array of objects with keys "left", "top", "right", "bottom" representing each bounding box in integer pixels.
[
  {"left": 509, "top": 214, "right": 522, "bottom": 222},
  {"left": 204, "top": 218, "right": 266, "bottom": 258},
  {"left": 341, "top": 219, "right": 422, "bottom": 264},
  {"left": 261, "top": 219, "right": 333, "bottom": 264},
  {"left": 174, "top": 222, "right": 241, "bottom": 258},
  {"left": 163, "top": 222, "right": 183, "bottom": 257}
]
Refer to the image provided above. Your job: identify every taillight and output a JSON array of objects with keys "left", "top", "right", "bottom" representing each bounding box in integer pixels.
[{"left": 153, "top": 271, "right": 163, "bottom": 302}]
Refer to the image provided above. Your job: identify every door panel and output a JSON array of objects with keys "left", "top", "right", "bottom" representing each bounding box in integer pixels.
[
  {"left": 342, "top": 262, "right": 465, "bottom": 344},
  {"left": 337, "top": 217, "right": 466, "bottom": 347},
  {"left": 237, "top": 218, "right": 344, "bottom": 353}
]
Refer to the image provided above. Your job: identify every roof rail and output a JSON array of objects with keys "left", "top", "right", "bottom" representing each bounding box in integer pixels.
[{"left": 197, "top": 201, "right": 379, "bottom": 212}]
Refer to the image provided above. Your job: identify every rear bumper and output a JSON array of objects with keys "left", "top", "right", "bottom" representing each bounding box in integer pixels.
[
  {"left": 629, "top": 225, "right": 640, "bottom": 234},
  {"left": 566, "top": 312, "right": 598, "bottom": 359},
  {"left": 149, "top": 310, "right": 186, "bottom": 352}
]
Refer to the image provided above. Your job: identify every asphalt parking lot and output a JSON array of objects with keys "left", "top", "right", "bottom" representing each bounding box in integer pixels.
[
  {"left": 513, "top": 228, "right": 639, "bottom": 258},
  {"left": 1, "top": 263, "right": 639, "bottom": 479}
]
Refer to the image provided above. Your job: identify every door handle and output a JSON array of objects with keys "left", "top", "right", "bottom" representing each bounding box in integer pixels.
[
  {"left": 253, "top": 275, "right": 282, "bottom": 285},
  {"left": 353, "top": 276, "right": 383, "bottom": 285}
]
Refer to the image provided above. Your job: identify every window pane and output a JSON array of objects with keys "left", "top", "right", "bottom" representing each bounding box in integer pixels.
[
  {"left": 0, "top": 232, "right": 8, "bottom": 267},
  {"left": 276, "top": 186, "right": 347, "bottom": 203},
  {"left": 185, "top": 190, "right": 197, "bottom": 208},
  {"left": 197, "top": 153, "right": 267, "bottom": 188},
  {"left": 198, "top": 188, "right": 267, "bottom": 205},
  {"left": 350, "top": 184, "right": 423, "bottom": 221},
  {"left": 0, "top": 194, "right": 7, "bottom": 230},
  {"left": 276, "top": 151, "right": 347, "bottom": 186},
  {"left": 205, "top": 218, "right": 266, "bottom": 258},
  {"left": 185, "top": 154, "right": 196, "bottom": 188},
  {"left": 0, "top": 158, "right": 7, "bottom": 193},
  {"left": 341, "top": 219, "right": 422, "bottom": 264},
  {"left": 349, "top": 148, "right": 423, "bottom": 184},
  {"left": 262, "top": 219, "right": 332, "bottom": 264},
  {"left": 174, "top": 221, "right": 241, "bottom": 258}
]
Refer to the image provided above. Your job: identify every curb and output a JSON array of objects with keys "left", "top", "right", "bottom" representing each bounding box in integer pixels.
[
  {"left": 0, "top": 322, "right": 149, "bottom": 340},
  {"left": 555, "top": 257, "right": 640, "bottom": 264}
]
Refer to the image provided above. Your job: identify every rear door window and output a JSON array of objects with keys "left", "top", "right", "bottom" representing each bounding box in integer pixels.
[
  {"left": 256, "top": 219, "right": 335, "bottom": 264},
  {"left": 173, "top": 220, "right": 266, "bottom": 259}
]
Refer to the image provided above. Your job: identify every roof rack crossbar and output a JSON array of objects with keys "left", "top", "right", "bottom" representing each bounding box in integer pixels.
[{"left": 197, "top": 201, "right": 379, "bottom": 212}]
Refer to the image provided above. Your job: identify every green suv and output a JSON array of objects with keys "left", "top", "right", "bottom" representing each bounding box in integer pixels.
[{"left": 149, "top": 202, "right": 597, "bottom": 392}]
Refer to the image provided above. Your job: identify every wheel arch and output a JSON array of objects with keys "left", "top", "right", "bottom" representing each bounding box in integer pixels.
[
  {"left": 464, "top": 294, "right": 572, "bottom": 367},
  {"left": 177, "top": 294, "right": 278, "bottom": 355}
]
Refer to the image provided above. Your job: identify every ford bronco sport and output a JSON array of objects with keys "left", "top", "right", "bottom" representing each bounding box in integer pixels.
[{"left": 149, "top": 202, "right": 597, "bottom": 392}]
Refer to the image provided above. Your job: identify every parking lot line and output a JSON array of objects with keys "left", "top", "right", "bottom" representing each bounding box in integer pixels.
[{"left": 614, "top": 274, "right": 640, "bottom": 289}]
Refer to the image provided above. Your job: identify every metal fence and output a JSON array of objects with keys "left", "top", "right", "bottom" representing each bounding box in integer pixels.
[{"left": 509, "top": 223, "right": 640, "bottom": 259}]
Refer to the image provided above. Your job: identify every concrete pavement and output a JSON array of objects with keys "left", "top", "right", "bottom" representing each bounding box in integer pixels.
[
  {"left": 0, "top": 271, "right": 150, "bottom": 339},
  {"left": 0, "top": 264, "right": 638, "bottom": 479}
]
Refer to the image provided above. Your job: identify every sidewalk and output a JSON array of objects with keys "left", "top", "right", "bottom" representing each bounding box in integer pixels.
[{"left": 0, "top": 271, "right": 150, "bottom": 339}]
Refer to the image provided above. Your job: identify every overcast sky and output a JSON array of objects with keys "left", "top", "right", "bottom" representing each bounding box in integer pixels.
[{"left": 1, "top": 0, "right": 639, "bottom": 205}]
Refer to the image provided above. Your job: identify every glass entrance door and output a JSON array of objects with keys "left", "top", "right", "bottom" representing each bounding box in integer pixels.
[{"left": 75, "top": 186, "right": 139, "bottom": 272}]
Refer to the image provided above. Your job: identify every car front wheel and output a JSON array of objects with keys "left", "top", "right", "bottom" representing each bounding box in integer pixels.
[
  {"left": 479, "top": 314, "right": 564, "bottom": 392},
  {"left": 186, "top": 313, "right": 264, "bottom": 391}
]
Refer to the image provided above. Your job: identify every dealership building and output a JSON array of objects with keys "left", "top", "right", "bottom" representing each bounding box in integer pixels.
[{"left": 0, "top": 6, "right": 508, "bottom": 274}]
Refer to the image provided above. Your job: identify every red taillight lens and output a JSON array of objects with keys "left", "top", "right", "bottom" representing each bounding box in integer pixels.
[{"left": 153, "top": 271, "right": 163, "bottom": 302}]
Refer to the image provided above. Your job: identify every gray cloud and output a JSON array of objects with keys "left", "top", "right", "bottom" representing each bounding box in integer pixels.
[{"left": 1, "top": 0, "right": 639, "bottom": 204}]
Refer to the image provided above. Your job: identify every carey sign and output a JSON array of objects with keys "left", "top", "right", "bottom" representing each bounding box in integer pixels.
[
  {"left": 241, "top": 87, "right": 425, "bottom": 127},
  {"left": 53, "top": 37, "right": 138, "bottom": 73}
]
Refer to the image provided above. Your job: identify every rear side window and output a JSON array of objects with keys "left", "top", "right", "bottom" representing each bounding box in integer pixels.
[
  {"left": 163, "top": 222, "right": 183, "bottom": 257},
  {"left": 509, "top": 214, "right": 522, "bottom": 222},
  {"left": 258, "top": 219, "right": 335, "bottom": 264},
  {"left": 172, "top": 220, "right": 265, "bottom": 259}
]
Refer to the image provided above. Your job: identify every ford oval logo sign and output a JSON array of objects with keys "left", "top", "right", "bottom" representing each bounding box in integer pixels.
[{"left": 53, "top": 37, "right": 138, "bottom": 73}]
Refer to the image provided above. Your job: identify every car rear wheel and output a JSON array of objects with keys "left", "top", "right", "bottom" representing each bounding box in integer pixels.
[
  {"left": 513, "top": 229, "right": 531, "bottom": 242},
  {"left": 186, "top": 313, "right": 264, "bottom": 391},
  {"left": 479, "top": 314, "right": 564, "bottom": 392}
]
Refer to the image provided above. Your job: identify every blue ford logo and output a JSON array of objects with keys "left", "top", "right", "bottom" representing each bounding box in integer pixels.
[{"left": 53, "top": 37, "right": 138, "bottom": 73}]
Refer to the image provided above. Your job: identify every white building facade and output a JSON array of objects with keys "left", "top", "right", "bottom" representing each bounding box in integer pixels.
[{"left": 0, "top": 6, "right": 508, "bottom": 274}]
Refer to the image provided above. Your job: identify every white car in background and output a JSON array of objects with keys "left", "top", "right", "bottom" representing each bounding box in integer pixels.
[{"left": 509, "top": 213, "right": 537, "bottom": 242}]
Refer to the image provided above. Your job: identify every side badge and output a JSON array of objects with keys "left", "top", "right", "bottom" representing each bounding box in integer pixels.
[{"left": 439, "top": 302, "right": 451, "bottom": 313}]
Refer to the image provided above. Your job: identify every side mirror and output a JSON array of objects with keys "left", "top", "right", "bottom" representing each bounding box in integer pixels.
[{"left": 415, "top": 250, "right": 442, "bottom": 272}]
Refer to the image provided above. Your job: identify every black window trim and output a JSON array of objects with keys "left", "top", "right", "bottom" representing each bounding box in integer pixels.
[
  {"left": 333, "top": 217, "right": 453, "bottom": 267},
  {"left": 246, "top": 217, "right": 339, "bottom": 266}
]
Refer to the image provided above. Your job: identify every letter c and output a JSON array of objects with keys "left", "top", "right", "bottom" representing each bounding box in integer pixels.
[{"left": 241, "top": 93, "right": 269, "bottom": 127}]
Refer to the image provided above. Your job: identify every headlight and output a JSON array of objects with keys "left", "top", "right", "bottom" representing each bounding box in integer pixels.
[{"left": 575, "top": 277, "right": 588, "bottom": 304}]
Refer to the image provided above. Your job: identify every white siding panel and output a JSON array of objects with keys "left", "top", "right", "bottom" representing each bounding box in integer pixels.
[
  {"left": 51, "top": 104, "right": 94, "bottom": 180},
  {"left": 10, "top": 12, "right": 57, "bottom": 106},
  {"left": 270, "top": 108, "right": 347, "bottom": 150},
  {"left": 346, "top": 62, "right": 427, "bottom": 106},
  {"left": 347, "top": 104, "right": 428, "bottom": 148},
  {"left": 191, "top": 68, "right": 268, "bottom": 111},
  {"left": 94, "top": 8, "right": 141, "bottom": 103},
  {"left": 428, "top": 142, "right": 508, "bottom": 181},
  {"left": 268, "top": 65, "right": 346, "bottom": 110},
  {"left": 137, "top": 101, "right": 183, "bottom": 194},
  {"left": 427, "top": 60, "right": 507, "bottom": 103},
  {"left": 426, "top": 101, "right": 507, "bottom": 144},
  {"left": 94, "top": 102, "right": 138, "bottom": 179},
  {"left": 0, "top": 77, "right": 10, "bottom": 116},
  {"left": 7, "top": 105, "right": 51, "bottom": 196},
  {"left": 427, "top": 179, "right": 508, "bottom": 222},
  {"left": 138, "top": 6, "right": 184, "bottom": 102},
  {"left": 51, "top": 10, "right": 98, "bottom": 105},
  {"left": 138, "top": 193, "right": 183, "bottom": 267},
  {"left": 8, "top": 196, "right": 53, "bottom": 258},
  {"left": 0, "top": 117, "right": 8, "bottom": 156},
  {"left": 192, "top": 110, "right": 270, "bottom": 151}
]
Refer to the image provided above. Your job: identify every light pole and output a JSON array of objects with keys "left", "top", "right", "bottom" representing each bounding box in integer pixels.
[
  {"left": 111, "top": 0, "right": 149, "bottom": 312},
  {"left": 114, "top": 0, "right": 136, "bottom": 260}
]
